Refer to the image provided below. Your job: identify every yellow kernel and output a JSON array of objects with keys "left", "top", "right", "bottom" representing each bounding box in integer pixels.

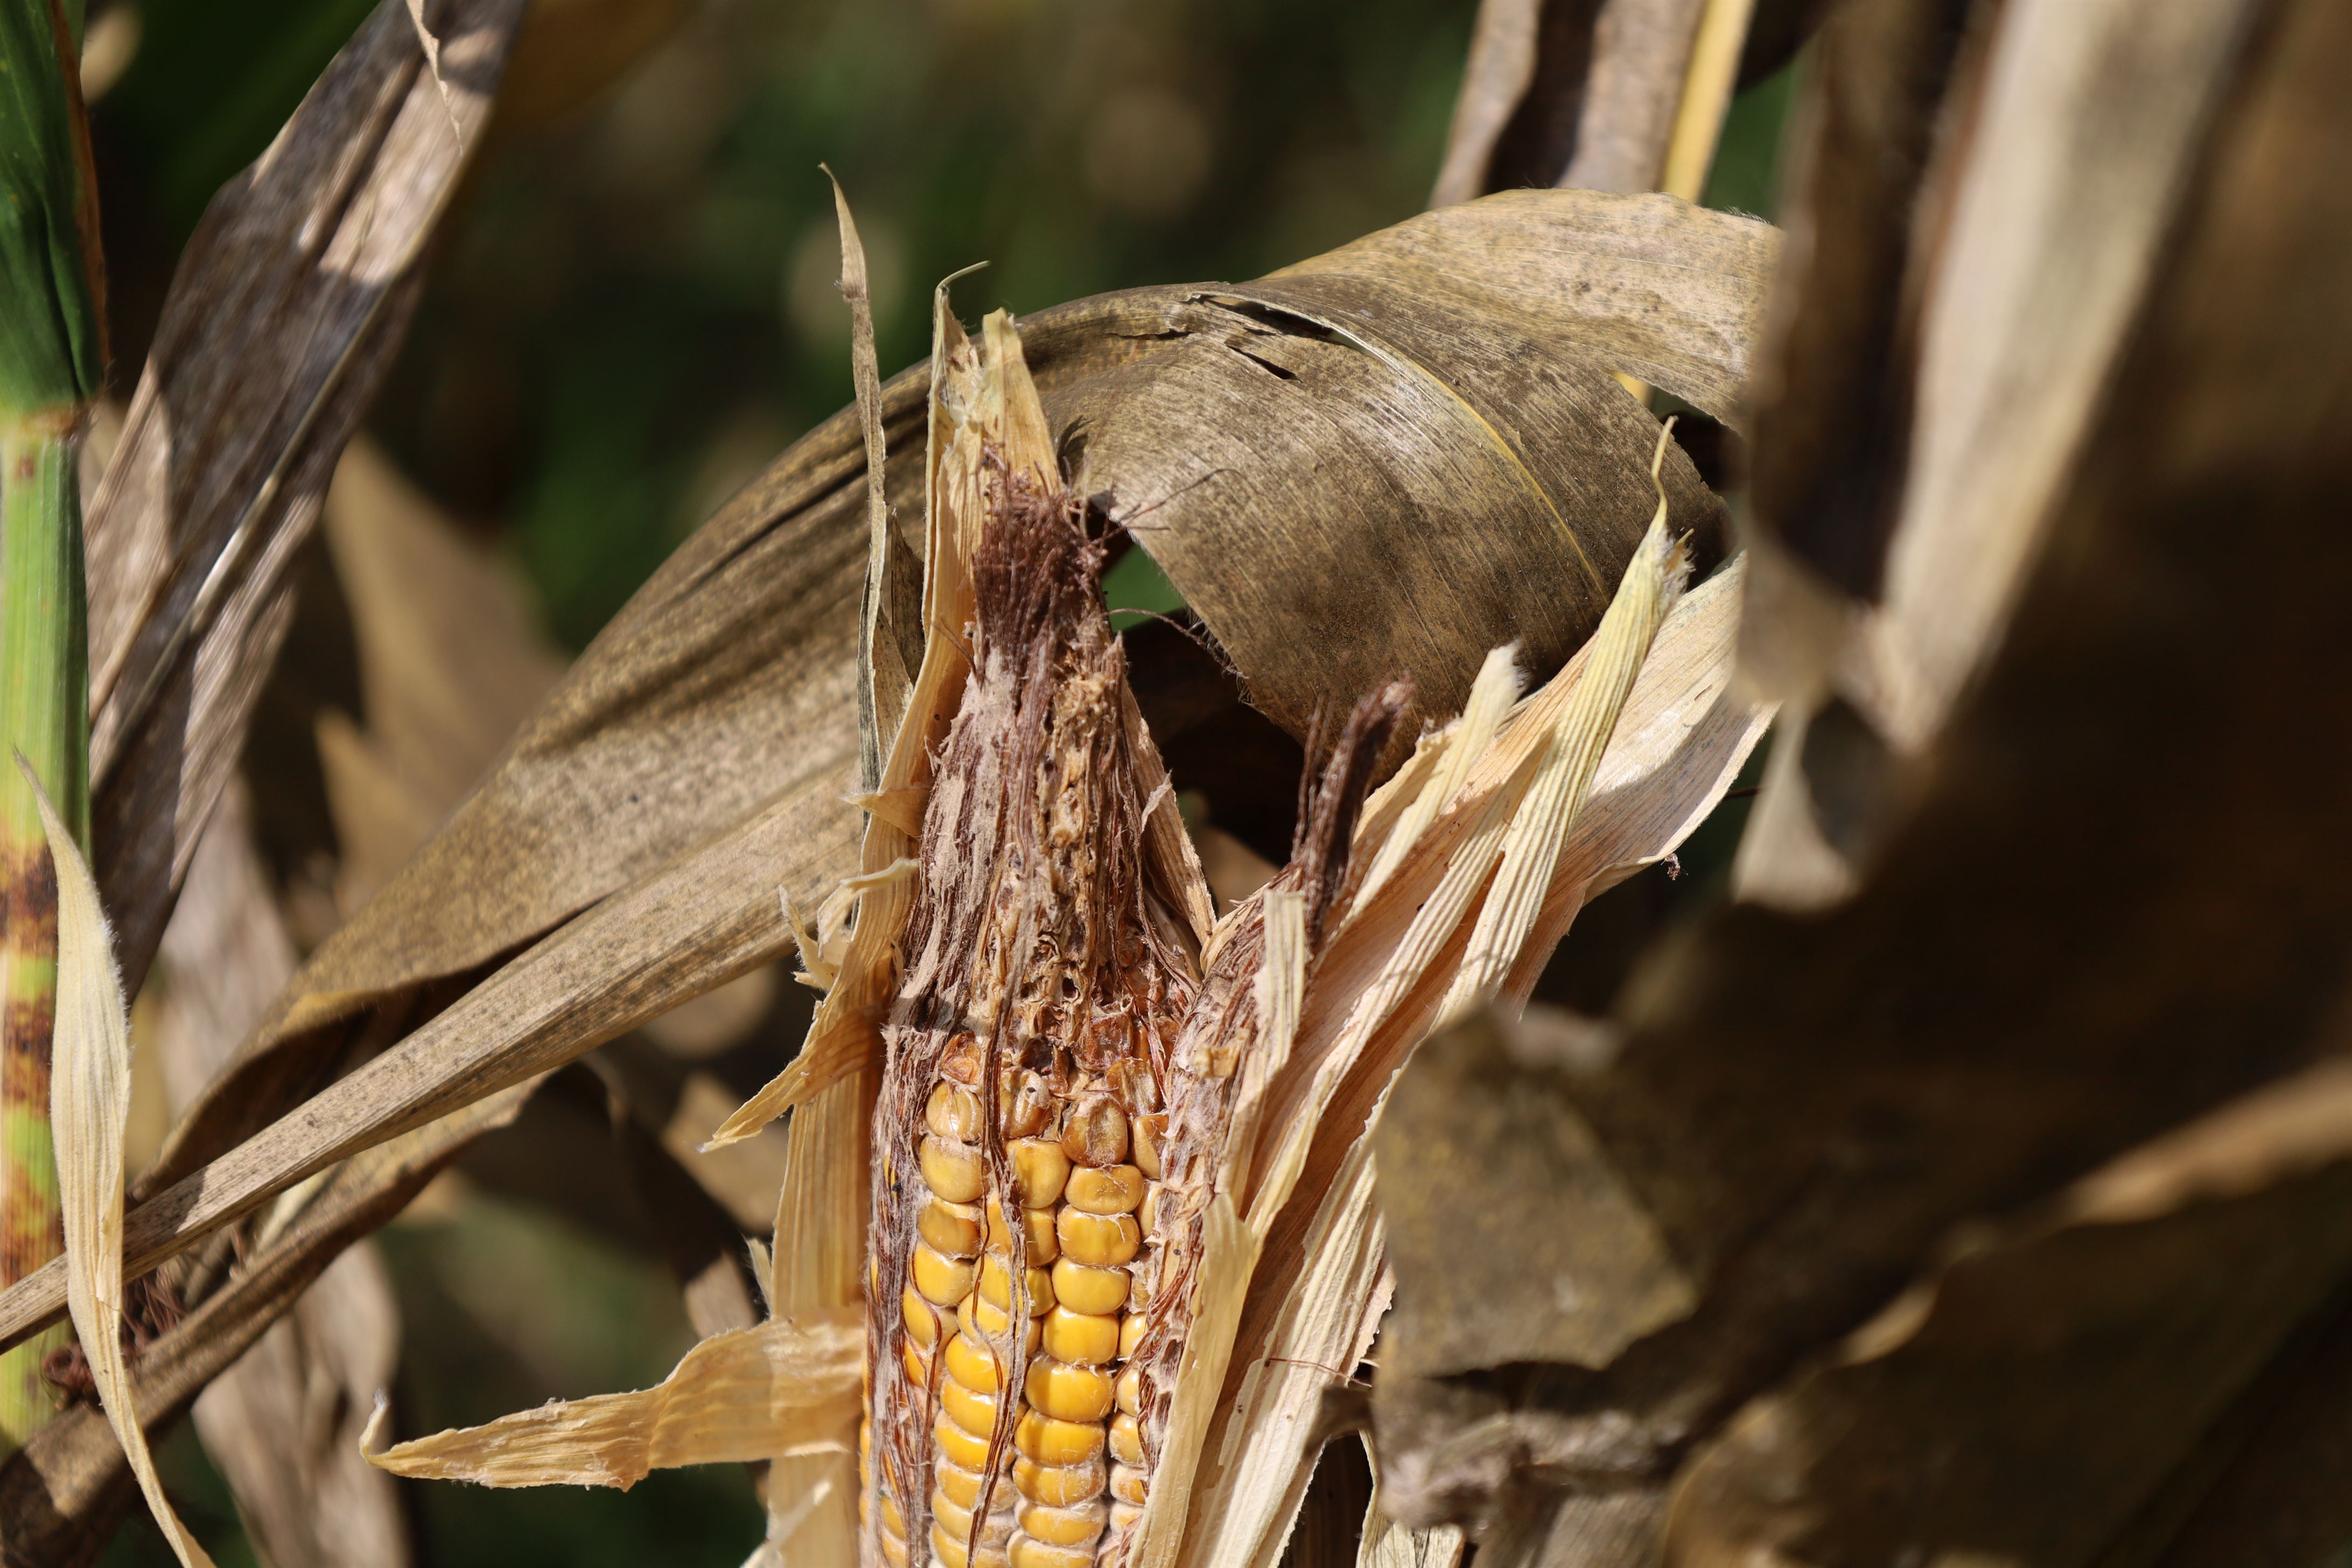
[
  {"left": 1014, "top": 1454, "right": 1105, "bottom": 1506},
  {"left": 880, "top": 1491, "right": 907, "bottom": 1535},
  {"left": 1002, "top": 1070, "right": 1054, "bottom": 1138},
  {"left": 904, "top": 1287, "right": 942, "bottom": 1349},
  {"left": 1017, "top": 1499, "right": 1107, "bottom": 1549},
  {"left": 957, "top": 1293, "right": 1044, "bottom": 1356},
  {"left": 1115, "top": 1364, "right": 1142, "bottom": 1416},
  {"left": 1009, "top": 1535, "right": 1094, "bottom": 1568},
  {"left": 979, "top": 1254, "right": 1056, "bottom": 1316},
  {"left": 943, "top": 1333, "right": 1002, "bottom": 1393},
  {"left": 879, "top": 1526, "right": 909, "bottom": 1568},
  {"left": 1118, "top": 1312, "right": 1145, "bottom": 1360},
  {"left": 902, "top": 1342, "right": 930, "bottom": 1390},
  {"left": 1109, "top": 1412, "right": 1143, "bottom": 1467},
  {"left": 1056, "top": 1208, "right": 1140, "bottom": 1267},
  {"left": 1016, "top": 1408, "right": 1107, "bottom": 1466},
  {"left": 1138, "top": 1186, "right": 1160, "bottom": 1235},
  {"left": 921, "top": 1197, "right": 984, "bottom": 1258},
  {"left": 1059, "top": 1097, "right": 1129, "bottom": 1167},
  {"left": 1065, "top": 1165, "right": 1146, "bottom": 1216},
  {"left": 986, "top": 1202, "right": 1059, "bottom": 1263},
  {"left": 1111, "top": 1500, "right": 1144, "bottom": 1532},
  {"left": 1042, "top": 1307, "right": 1121, "bottom": 1367},
  {"left": 930, "top": 1521, "right": 1012, "bottom": 1568},
  {"left": 941, "top": 1373, "right": 998, "bottom": 1438},
  {"left": 1132, "top": 1113, "right": 1166, "bottom": 1179},
  {"left": 1024, "top": 1357, "right": 1115, "bottom": 1423},
  {"left": 1049, "top": 1258, "right": 1130, "bottom": 1317},
  {"left": 932, "top": 1487, "right": 1013, "bottom": 1548},
  {"left": 928, "top": 1082, "right": 982, "bottom": 1140},
  {"left": 935, "top": 1409, "right": 991, "bottom": 1471},
  {"left": 923, "top": 1135, "right": 989, "bottom": 1203},
  {"left": 1011, "top": 1139, "right": 1071, "bottom": 1208},
  {"left": 913, "top": 1242, "right": 978, "bottom": 1307},
  {"left": 936, "top": 1457, "right": 985, "bottom": 1510},
  {"left": 1110, "top": 1464, "right": 1148, "bottom": 1505}
]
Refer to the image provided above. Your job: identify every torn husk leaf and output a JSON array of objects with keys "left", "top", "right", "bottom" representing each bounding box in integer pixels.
[
  {"left": 22, "top": 757, "right": 216, "bottom": 1568},
  {"left": 383, "top": 307, "right": 1762, "bottom": 1568},
  {"left": 369, "top": 1307, "right": 862, "bottom": 1488}
]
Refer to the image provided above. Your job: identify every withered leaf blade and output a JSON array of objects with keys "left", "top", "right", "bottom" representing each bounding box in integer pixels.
[
  {"left": 2, "top": 189, "right": 1776, "bottom": 1360},
  {"left": 23, "top": 762, "right": 214, "bottom": 1568},
  {"left": 1663, "top": 1059, "right": 2352, "bottom": 1568},
  {"left": 0, "top": 1075, "right": 533, "bottom": 1566},
  {"left": 1374, "top": 1005, "right": 1692, "bottom": 1384},
  {"left": 82, "top": 0, "right": 525, "bottom": 1001},
  {"left": 1433, "top": 0, "right": 1716, "bottom": 205},
  {"left": 369, "top": 1308, "right": 862, "bottom": 1488},
  {"left": 1367, "top": 2, "right": 2352, "bottom": 1559}
]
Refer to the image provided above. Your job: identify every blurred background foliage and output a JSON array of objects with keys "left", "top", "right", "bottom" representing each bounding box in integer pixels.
[{"left": 82, "top": 0, "right": 1792, "bottom": 1560}]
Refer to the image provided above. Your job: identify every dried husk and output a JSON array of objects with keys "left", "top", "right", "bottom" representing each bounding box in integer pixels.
[
  {"left": 375, "top": 302, "right": 1766, "bottom": 1568},
  {"left": 0, "top": 190, "right": 1774, "bottom": 1360},
  {"left": 1368, "top": 2, "right": 2352, "bottom": 1563},
  {"left": 22, "top": 765, "right": 212, "bottom": 1567},
  {"left": 370, "top": 1307, "right": 862, "bottom": 1488}
]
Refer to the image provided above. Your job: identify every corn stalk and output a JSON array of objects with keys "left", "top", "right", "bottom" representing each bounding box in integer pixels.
[{"left": 0, "top": 0, "right": 103, "bottom": 1453}]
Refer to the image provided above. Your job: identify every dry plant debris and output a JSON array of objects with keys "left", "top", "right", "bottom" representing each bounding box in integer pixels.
[{"left": 370, "top": 202, "right": 1767, "bottom": 1568}]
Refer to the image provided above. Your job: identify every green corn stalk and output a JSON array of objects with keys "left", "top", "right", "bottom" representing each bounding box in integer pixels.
[{"left": 0, "top": 0, "right": 105, "bottom": 1451}]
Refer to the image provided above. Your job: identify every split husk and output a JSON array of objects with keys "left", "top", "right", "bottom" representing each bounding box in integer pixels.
[
  {"left": 0, "top": 187, "right": 1776, "bottom": 1362},
  {"left": 375, "top": 265, "right": 1768, "bottom": 1568}
]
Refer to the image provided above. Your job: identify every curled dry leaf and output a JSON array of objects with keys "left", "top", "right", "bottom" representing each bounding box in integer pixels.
[
  {"left": 369, "top": 1308, "right": 862, "bottom": 1488},
  {"left": 1663, "top": 1057, "right": 2352, "bottom": 1568},
  {"left": 0, "top": 189, "right": 1773, "bottom": 1358},
  {"left": 21, "top": 761, "right": 213, "bottom": 1567},
  {"left": 83, "top": 0, "right": 526, "bottom": 998},
  {"left": 1365, "top": 1, "right": 2352, "bottom": 1562},
  {"left": 373, "top": 264, "right": 1764, "bottom": 1568},
  {"left": 0, "top": 1075, "right": 532, "bottom": 1567}
]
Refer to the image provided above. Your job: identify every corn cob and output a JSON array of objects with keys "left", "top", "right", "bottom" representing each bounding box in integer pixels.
[{"left": 859, "top": 466, "right": 1207, "bottom": 1568}]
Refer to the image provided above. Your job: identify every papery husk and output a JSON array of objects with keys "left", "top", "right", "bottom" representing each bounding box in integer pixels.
[
  {"left": 22, "top": 764, "right": 213, "bottom": 1567},
  {"left": 0, "top": 190, "right": 1774, "bottom": 1369},
  {"left": 369, "top": 1307, "right": 862, "bottom": 1488},
  {"left": 0, "top": 1074, "right": 533, "bottom": 1567}
]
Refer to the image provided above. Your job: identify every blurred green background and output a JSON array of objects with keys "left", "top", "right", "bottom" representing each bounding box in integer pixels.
[{"left": 82, "top": 0, "right": 1791, "bottom": 1560}]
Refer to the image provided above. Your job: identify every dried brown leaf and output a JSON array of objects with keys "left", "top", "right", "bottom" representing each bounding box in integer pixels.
[
  {"left": 1368, "top": 4, "right": 2352, "bottom": 1561},
  {"left": 0, "top": 189, "right": 1774, "bottom": 1364},
  {"left": 1662, "top": 1060, "right": 2352, "bottom": 1568},
  {"left": 370, "top": 1307, "right": 861, "bottom": 1488},
  {"left": 24, "top": 763, "right": 213, "bottom": 1567},
  {"left": 82, "top": 0, "right": 524, "bottom": 1004}
]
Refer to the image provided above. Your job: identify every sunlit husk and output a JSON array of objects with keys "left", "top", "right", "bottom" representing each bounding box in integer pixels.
[
  {"left": 370, "top": 1308, "right": 861, "bottom": 1488},
  {"left": 26, "top": 766, "right": 215, "bottom": 1566}
]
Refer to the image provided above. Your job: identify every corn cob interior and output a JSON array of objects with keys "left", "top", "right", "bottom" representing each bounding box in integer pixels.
[{"left": 857, "top": 454, "right": 1205, "bottom": 1568}]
